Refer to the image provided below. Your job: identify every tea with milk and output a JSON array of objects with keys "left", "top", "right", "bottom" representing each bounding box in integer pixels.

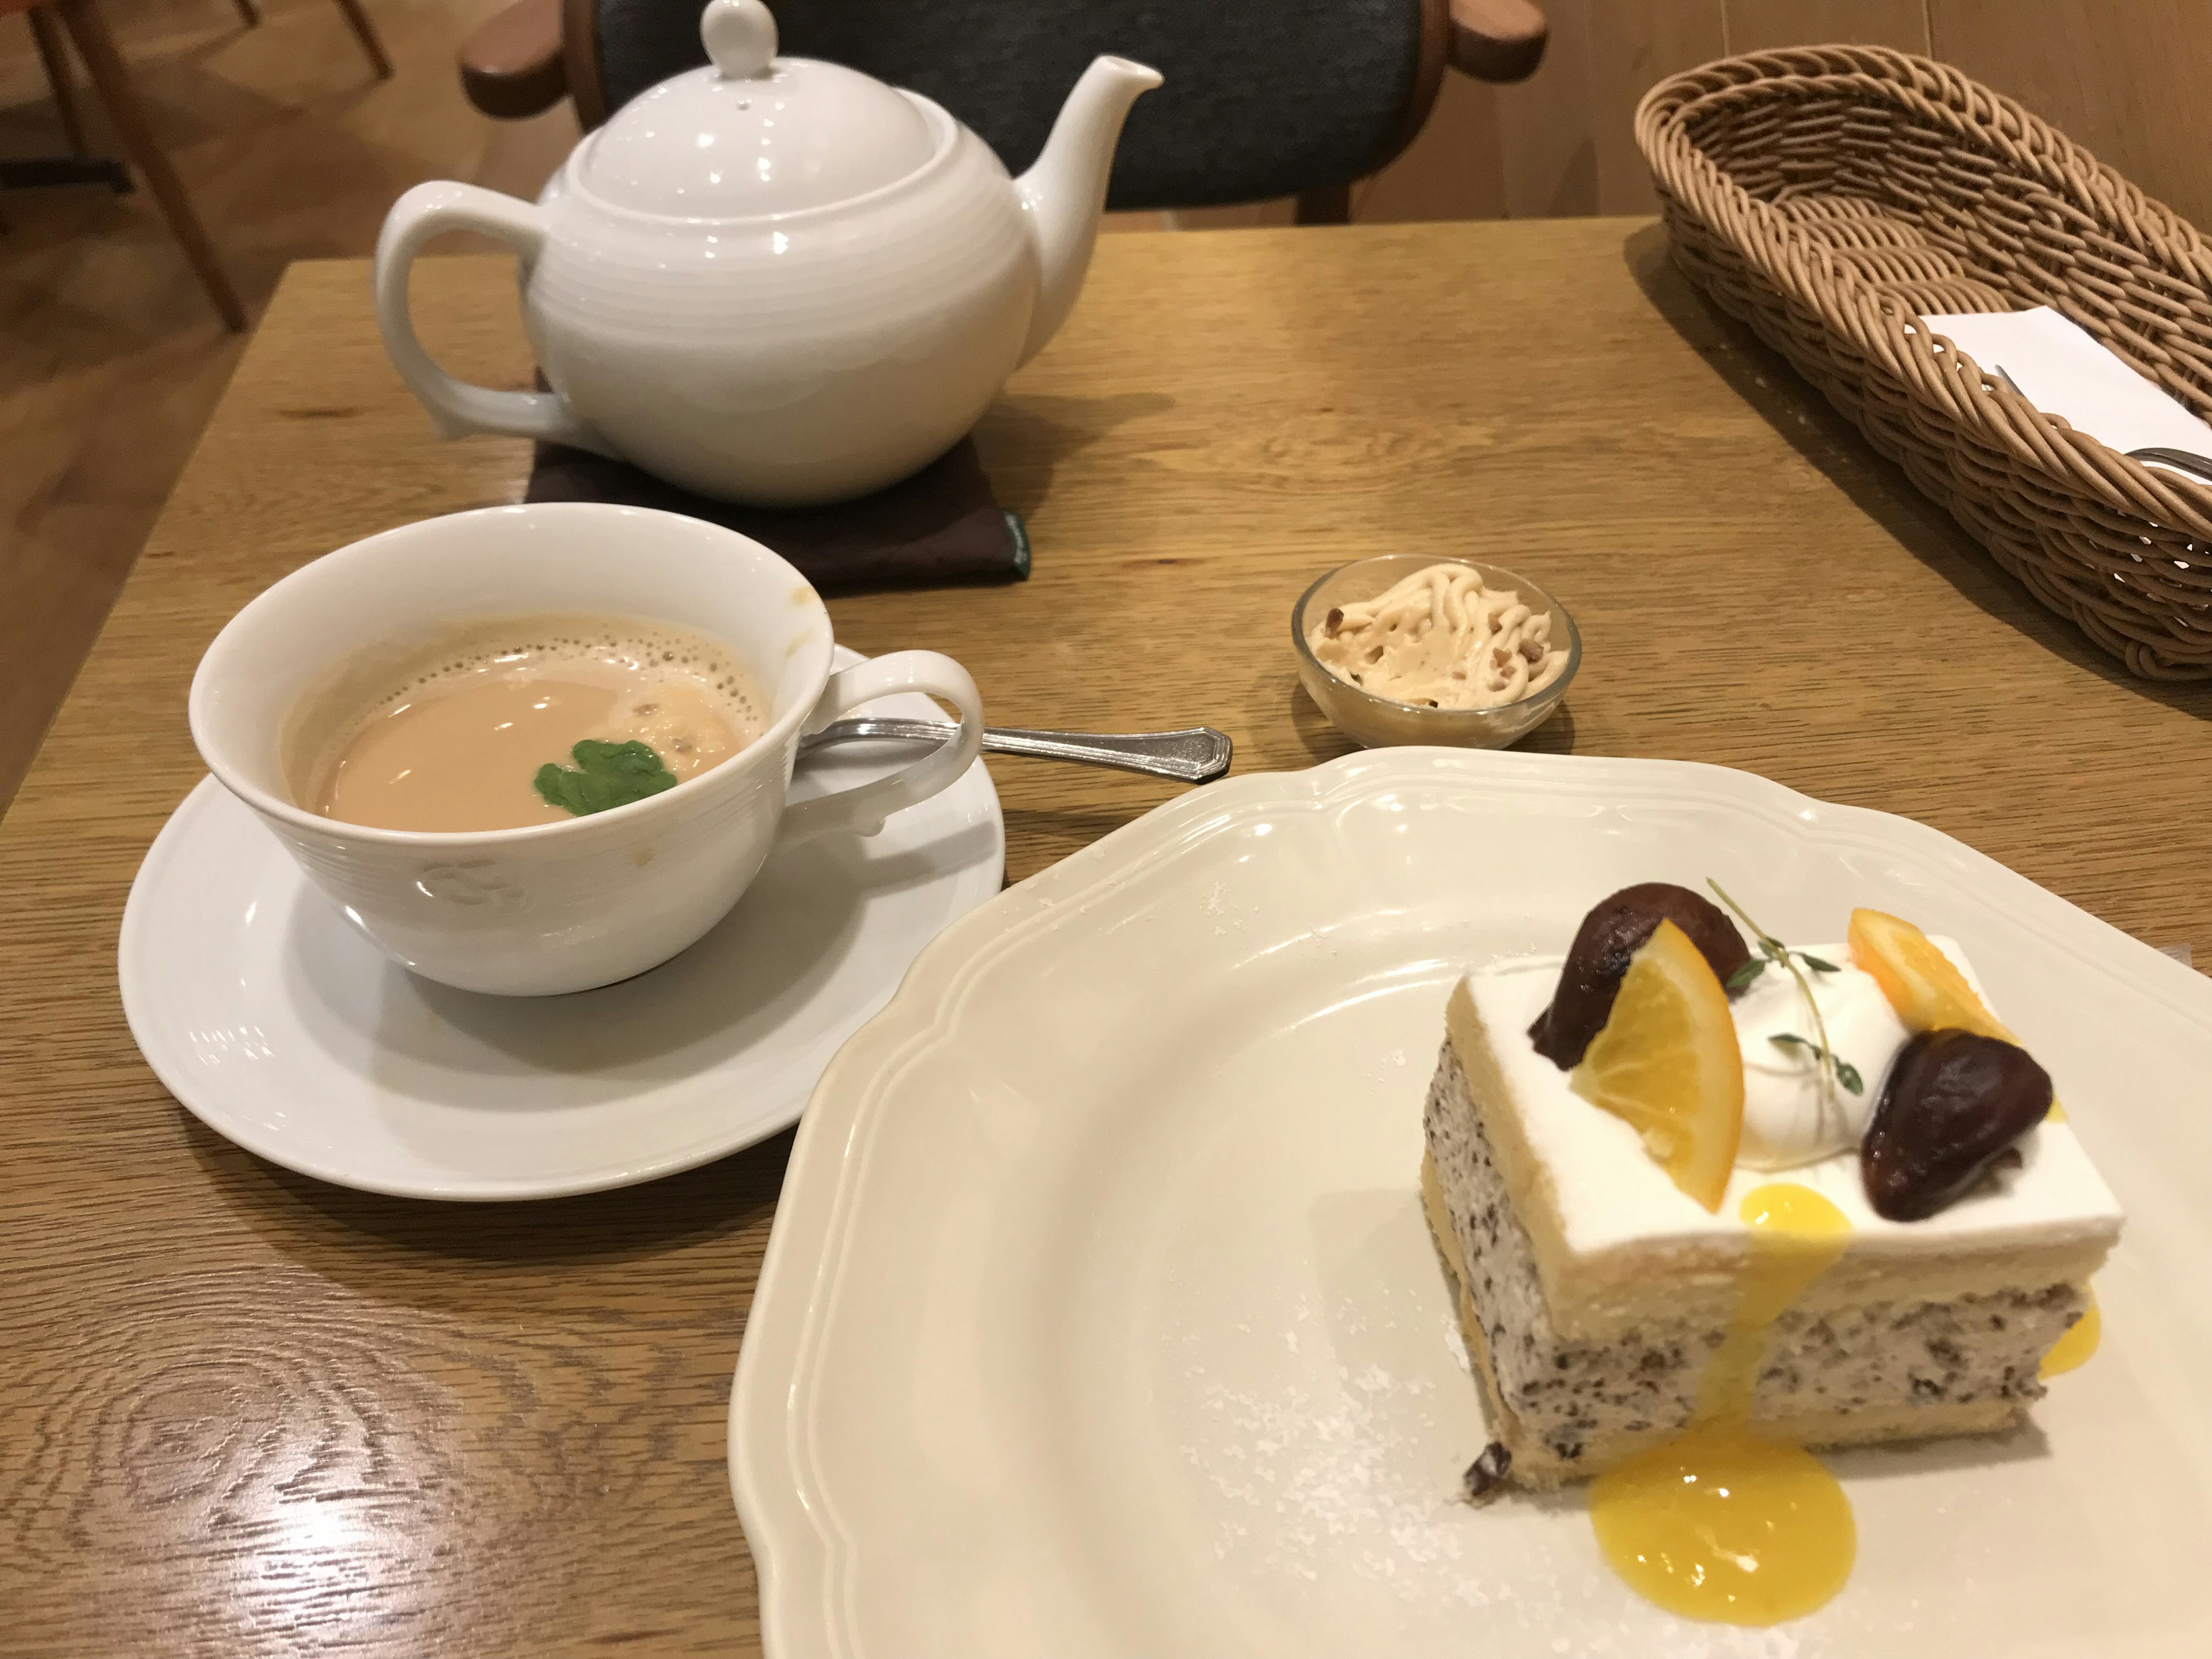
[{"left": 302, "top": 616, "right": 767, "bottom": 832}]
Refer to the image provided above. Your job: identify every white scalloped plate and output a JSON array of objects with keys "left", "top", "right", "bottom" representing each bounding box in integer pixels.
[{"left": 729, "top": 748, "right": 2212, "bottom": 1658}]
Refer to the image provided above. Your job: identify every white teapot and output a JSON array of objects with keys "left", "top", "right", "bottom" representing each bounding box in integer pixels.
[{"left": 374, "top": 0, "right": 1159, "bottom": 506}]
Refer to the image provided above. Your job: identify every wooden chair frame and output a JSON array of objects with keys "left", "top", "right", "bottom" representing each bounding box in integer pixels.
[{"left": 6, "top": 0, "right": 396, "bottom": 331}]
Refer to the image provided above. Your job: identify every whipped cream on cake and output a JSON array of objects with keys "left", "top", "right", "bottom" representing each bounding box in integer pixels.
[
  {"left": 1731, "top": 950, "right": 1903, "bottom": 1166},
  {"left": 1465, "top": 948, "right": 2119, "bottom": 1267}
]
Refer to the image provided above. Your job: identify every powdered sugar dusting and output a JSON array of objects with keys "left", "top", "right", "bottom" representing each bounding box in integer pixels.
[
  {"left": 1167, "top": 1290, "right": 1834, "bottom": 1655},
  {"left": 1182, "top": 1302, "right": 1495, "bottom": 1602}
]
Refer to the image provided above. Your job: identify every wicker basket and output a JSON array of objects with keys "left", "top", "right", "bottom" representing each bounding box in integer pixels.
[{"left": 1637, "top": 47, "right": 2212, "bottom": 680}]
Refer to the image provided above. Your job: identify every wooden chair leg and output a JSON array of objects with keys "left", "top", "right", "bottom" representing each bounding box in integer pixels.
[
  {"left": 329, "top": 0, "right": 395, "bottom": 79},
  {"left": 26, "top": 7, "right": 90, "bottom": 156},
  {"left": 51, "top": 0, "right": 247, "bottom": 331},
  {"left": 232, "top": 0, "right": 260, "bottom": 26}
]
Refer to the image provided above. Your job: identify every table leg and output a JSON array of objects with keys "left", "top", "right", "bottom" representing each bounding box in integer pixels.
[
  {"left": 26, "top": 5, "right": 89, "bottom": 157},
  {"left": 52, "top": 0, "right": 247, "bottom": 332},
  {"left": 329, "top": 0, "right": 395, "bottom": 79}
]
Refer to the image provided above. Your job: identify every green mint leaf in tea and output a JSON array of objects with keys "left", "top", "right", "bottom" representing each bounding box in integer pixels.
[{"left": 533, "top": 739, "right": 680, "bottom": 817}]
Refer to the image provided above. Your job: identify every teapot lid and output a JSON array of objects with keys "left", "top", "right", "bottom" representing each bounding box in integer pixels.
[{"left": 580, "top": 0, "right": 937, "bottom": 218}]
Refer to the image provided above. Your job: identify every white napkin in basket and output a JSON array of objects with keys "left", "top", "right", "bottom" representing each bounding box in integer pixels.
[{"left": 1919, "top": 305, "right": 2212, "bottom": 459}]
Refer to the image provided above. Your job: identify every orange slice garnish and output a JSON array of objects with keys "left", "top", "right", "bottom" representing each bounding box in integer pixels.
[
  {"left": 1571, "top": 919, "right": 1746, "bottom": 1211},
  {"left": 1847, "top": 908, "right": 2012, "bottom": 1039},
  {"left": 1849, "top": 908, "right": 2063, "bottom": 1119}
]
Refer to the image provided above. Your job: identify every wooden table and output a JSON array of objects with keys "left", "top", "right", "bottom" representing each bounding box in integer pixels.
[{"left": 4, "top": 219, "right": 2208, "bottom": 1654}]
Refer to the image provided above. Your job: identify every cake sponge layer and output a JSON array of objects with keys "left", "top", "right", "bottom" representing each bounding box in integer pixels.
[{"left": 1423, "top": 1037, "right": 2086, "bottom": 1487}]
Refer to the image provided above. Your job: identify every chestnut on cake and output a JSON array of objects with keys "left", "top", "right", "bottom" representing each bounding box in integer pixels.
[{"left": 1421, "top": 883, "right": 2122, "bottom": 1497}]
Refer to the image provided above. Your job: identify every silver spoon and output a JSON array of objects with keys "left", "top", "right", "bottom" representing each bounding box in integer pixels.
[
  {"left": 1993, "top": 366, "right": 2212, "bottom": 483},
  {"left": 2126, "top": 446, "right": 2212, "bottom": 484},
  {"left": 800, "top": 718, "right": 1232, "bottom": 783}
]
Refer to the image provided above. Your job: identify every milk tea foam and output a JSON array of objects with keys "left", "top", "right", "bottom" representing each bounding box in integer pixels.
[{"left": 305, "top": 616, "right": 768, "bottom": 832}]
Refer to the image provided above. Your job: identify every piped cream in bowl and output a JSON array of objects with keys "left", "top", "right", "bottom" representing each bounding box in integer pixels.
[{"left": 1292, "top": 554, "right": 1580, "bottom": 748}]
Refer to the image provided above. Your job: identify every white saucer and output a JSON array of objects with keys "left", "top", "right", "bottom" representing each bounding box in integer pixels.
[{"left": 119, "top": 649, "right": 1003, "bottom": 1200}]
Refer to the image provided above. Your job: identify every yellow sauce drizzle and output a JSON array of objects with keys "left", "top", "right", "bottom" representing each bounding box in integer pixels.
[
  {"left": 1590, "top": 1183, "right": 1857, "bottom": 1626},
  {"left": 2039, "top": 1290, "right": 2100, "bottom": 1378}
]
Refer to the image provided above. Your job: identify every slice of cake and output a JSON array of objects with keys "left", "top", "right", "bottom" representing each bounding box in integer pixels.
[{"left": 1422, "top": 883, "right": 2123, "bottom": 1493}]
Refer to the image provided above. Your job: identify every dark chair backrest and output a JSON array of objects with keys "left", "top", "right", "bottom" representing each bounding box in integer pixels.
[{"left": 582, "top": 0, "right": 1436, "bottom": 210}]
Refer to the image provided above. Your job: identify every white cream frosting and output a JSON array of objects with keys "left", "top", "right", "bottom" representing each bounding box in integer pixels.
[
  {"left": 1467, "top": 950, "right": 2124, "bottom": 1261},
  {"left": 1730, "top": 945, "right": 1908, "bottom": 1169}
]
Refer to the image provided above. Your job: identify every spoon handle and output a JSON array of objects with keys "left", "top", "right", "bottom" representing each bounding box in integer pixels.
[
  {"left": 801, "top": 718, "right": 1232, "bottom": 783},
  {"left": 2127, "top": 446, "right": 2212, "bottom": 484}
]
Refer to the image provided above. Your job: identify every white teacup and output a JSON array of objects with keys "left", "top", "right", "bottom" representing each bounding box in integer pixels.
[{"left": 189, "top": 504, "right": 983, "bottom": 995}]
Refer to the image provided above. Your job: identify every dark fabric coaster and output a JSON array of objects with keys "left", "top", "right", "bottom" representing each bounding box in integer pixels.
[{"left": 525, "top": 437, "right": 1031, "bottom": 594}]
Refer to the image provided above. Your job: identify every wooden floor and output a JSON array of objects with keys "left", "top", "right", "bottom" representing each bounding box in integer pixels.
[{"left": 0, "top": 0, "right": 576, "bottom": 815}]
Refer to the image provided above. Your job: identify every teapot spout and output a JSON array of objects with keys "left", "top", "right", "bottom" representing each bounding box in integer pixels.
[{"left": 1016, "top": 56, "right": 1162, "bottom": 365}]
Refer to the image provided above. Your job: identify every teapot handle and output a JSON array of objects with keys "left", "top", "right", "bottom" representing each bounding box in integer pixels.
[{"left": 373, "top": 182, "right": 616, "bottom": 455}]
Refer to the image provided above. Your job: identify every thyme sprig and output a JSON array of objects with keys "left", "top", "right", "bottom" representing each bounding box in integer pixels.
[
  {"left": 1723, "top": 949, "right": 1840, "bottom": 990},
  {"left": 1768, "top": 1032, "right": 1865, "bottom": 1096},
  {"left": 1707, "top": 879, "right": 1862, "bottom": 1100}
]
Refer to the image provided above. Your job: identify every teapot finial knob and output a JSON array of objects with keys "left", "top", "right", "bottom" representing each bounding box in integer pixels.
[{"left": 702, "top": 0, "right": 777, "bottom": 80}]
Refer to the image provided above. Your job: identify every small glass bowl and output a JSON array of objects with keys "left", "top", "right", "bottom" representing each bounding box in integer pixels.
[{"left": 1291, "top": 554, "right": 1581, "bottom": 749}]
